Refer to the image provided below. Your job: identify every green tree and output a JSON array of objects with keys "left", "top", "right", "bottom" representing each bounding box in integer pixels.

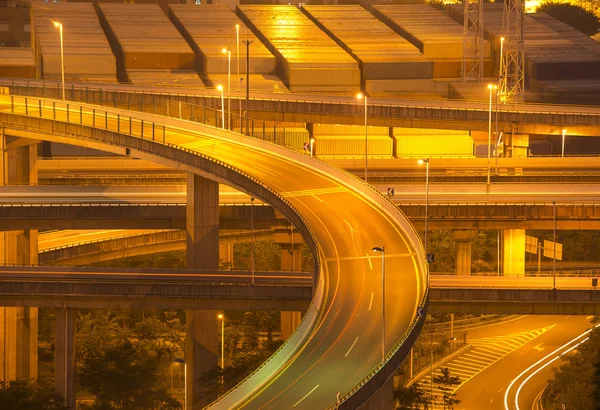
[
  {"left": 536, "top": 3, "right": 600, "bottom": 36},
  {"left": 395, "top": 384, "right": 431, "bottom": 409},
  {"left": 433, "top": 368, "right": 461, "bottom": 410},
  {"left": 0, "top": 379, "right": 66, "bottom": 410}
]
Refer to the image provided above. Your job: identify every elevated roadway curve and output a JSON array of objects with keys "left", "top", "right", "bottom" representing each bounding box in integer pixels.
[
  {"left": 0, "top": 95, "right": 428, "bottom": 409},
  {"left": 3, "top": 78, "right": 600, "bottom": 135}
]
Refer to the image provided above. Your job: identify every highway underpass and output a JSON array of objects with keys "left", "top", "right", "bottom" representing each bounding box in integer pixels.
[{"left": 0, "top": 94, "right": 428, "bottom": 410}]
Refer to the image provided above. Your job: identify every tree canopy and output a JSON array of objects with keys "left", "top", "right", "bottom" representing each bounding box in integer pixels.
[
  {"left": 536, "top": 3, "right": 600, "bottom": 36},
  {"left": 0, "top": 379, "right": 66, "bottom": 410}
]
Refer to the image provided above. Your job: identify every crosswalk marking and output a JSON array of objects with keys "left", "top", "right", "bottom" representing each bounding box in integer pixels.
[{"left": 414, "top": 325, "right": 555, "bottom": 409}]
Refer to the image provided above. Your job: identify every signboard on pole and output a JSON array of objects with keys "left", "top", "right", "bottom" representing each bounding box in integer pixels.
[
  {"left": 525, "top": 236, "right": 538, "bottom": 254},
  {"left": 543, "top": 240, "right": 563, "bottom": 261}
]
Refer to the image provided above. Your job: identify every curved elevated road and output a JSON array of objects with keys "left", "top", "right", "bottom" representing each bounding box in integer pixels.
[{"left": 0, "top": 95, "right": 427, "bottom": 409}]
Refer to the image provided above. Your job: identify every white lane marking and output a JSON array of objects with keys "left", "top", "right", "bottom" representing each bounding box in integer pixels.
[
  {"left": 342, "top": 218, "right": 356, "bottom": 234},
  {"left": 345, "top": 336, "right": 360, "bottom": 357},
  {"left": 311, "top": 194, "right": 324, "bottom": 203},
  {"left": 367, "top": 253, "right": 373, "bottom": 270},
  {"left": 368, "top": 292, "right": 374, "bottom": 311},
  {"left": 253, "top": 165, "right": 277, "bottom": 177},
  {"left": 293, "top": 384, "right": 320, "bottom": 408},
  {"left": 325, "top": 253, "right": 416, "bottom": 262}
]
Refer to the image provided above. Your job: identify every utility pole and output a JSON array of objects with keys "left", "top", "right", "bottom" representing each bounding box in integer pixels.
[{"left": 242, "top": 40, "right": 253, "bottom": 136}]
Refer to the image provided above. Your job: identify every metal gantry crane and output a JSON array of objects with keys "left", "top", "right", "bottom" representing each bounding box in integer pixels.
[
  {"left": 500, "top": 0, "right": 525, "bottom": 102},
  {"left": 462, "top": 0, "right": 484, "bottom": 82}
]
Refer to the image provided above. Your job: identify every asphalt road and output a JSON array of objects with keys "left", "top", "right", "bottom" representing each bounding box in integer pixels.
[
  {"left": 1, "top": 95, "right": 427, "bottom": 409},
  {"left": 454, "top": 315, "right": 595, "bottom": 410}
]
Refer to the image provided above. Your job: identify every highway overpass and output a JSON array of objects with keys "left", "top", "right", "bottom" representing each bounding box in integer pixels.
[
  {"left": 4, "top": 79, "right": 600, "bottom": 136},
  {"left": 0, "top": 94, "right": 428, "bottom": 410}
]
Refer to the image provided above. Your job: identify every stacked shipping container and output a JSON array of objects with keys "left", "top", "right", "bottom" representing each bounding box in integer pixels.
[
  {"left": 30, "top": 3, "right": 116, "bottom": 82},
  {"left": 0, "top": 47, "right": 35, "bottom": 78},
  {"left": 97, "top": 4, "right": 198, "bottom": 86},
  {"left": 238, "top": 5, "right": 360, "bottom": 93},
  {"left": 312, "top": 123, "right": 393, "bottom": 158},
  {"left": 372, "top": 4, "right": 492, "bottom": 78}
]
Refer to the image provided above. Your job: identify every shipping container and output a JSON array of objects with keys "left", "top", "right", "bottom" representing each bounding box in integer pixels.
[
  {"left": 315, "top": 134, "right": 393, "bottom": 158},
  {"left": 0, "top": 47, "right": 35, "bottom": 78},
  {"left": 393, "top": 128, "right": 474, "bottom": 158}
]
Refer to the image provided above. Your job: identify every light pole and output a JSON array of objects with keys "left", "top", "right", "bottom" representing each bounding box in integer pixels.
[
  {"left": 499, "top": 36, "right": 505, "bottom": 101},
  {"left": 173, "top": 358, "right": 186, "bottom": 410},
  {"left": 495, "top": 132, "right": 503, "bottom": 176},
  {"left": 430, "top": 332, "right": 434, "bottom": 407},
  {"left": 222, "top": 47, "right": 231, "bottom": 130},
  {"left": 418, "top": 159, "right": 430, "bottom": 259},
  {"left": 217, "top": 85, "right": 225, "bottom": 130},
  {"left": 53, "top": 21, "right": 65, "bottom": 100},
  {"left": 217, "top": 313, "right": 225, "bottom": 369},
  {"left": 553, "top": 200, "right": 557, "bottom": 290},
  {"left": 372, "top": 246, "right": 385, "bottom": 362},
  {"left": 251, "top": 197, "right": 255, "bottom": 284},
  {"left": 310, "top": 137, "right": 315, "bottom": 158},
  {"left": 487, "top": 84, "right": 497, "bottom": 185},
  {"left": 242, "top": 39, "right": 253, "bottom": 135},
  {"left": 236, "top": 25, "right": 242, "bottom": 125},
  {"left": 561, "top": 129, "right": 567, "bottom": 157},
  {"left": 356, "top": 92, "right": 368, "bottom": 183}
]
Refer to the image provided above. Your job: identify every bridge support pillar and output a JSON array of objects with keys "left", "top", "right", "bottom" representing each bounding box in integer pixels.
[
  {"left": 278, "top": 229, "right": 304, "bottom": 340},
  {"left": 186, "top": 174, "right": 219, "bottom": 409},
  {"left": 219, "top": 243, "right": 234, "bottom": 269},
  {"left": 357, "top": 375, "right": 394, "bottom": 410},
  {"left": 185, "top": 310, "right": 218, "bottom": 409},
  {"left": 186, "top": 174, "right": 219, "bottom": 270},
  {"left": 504, "top": 229, "right": 525, "bottom": 275},
  {"left": 280, "top": 311, "right": 302, "bottom": 341},
  {"left": 451, "top": 230, "right": 478, "bottom": 275},
  {"left": 55, "top": 308, "right": 77, "bottom": 410}
]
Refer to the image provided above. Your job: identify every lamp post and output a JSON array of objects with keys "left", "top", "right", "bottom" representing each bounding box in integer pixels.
[
  {"left": 487, "top": 84, "right": 498, "bottom": 185},
  {"left": 222, "top": 48, "right": 231, "bottom": 130},
  {"left": 495, "top": 131, "right": 503, "bottom": 176},
  {"left": 553, "top": 200, "right": 557, "bottom": 290},
  {"left": 173, "top": 358, "right": 187, "bottom": 410},
  {"left": 499, "top": 36, "right": 505, "bottom": 100},
  {"left": 217, "top": 85, "right": 225, "bottom": 130},
  {"left": 356, "top": 92, "right": 368, "bottom": 183},
  {"left": 418, "top": 159, "right": 430, "bottom": 259},
  {"left": 217, "top": 313, "right": 225, "bottom": 369},
  {"left": 53, "top": 21, "right": 65, "bottom": 100},
  {"left": 561, "top": 129, "right": 567, "bottom": 157},
  {"left": 372, "top": 246, "right": 385, "bottom": 362},
  {"left": 310, "top": 137, "right": 315, "bottom": 158},
  {"left": 236, "top": 25, "right": 242, "bottom": 124}
]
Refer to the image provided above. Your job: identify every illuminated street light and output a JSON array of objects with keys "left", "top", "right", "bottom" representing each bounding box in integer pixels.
[
  {"left": 222, "top": 48, "right": 231, "bottom": 130},
  {"left": 418, "top": 158, "right": 430, "bottom": 260},
  {"left": 356, "top": 92, "right": 368, "bottom": 183},
  {"left": 217, "top": 85, "right": 225, "bottom": 130},
  {"left": 173, "top": 358, "right": 187, "bottom": 410},
  {"left": 499, "top": 37, "right": 505, "bottom": 101},
  {"left": 487, "top": 84, "right": 498, "bottom": 185},
  {"left": 310, "top": 137, "right": 315, "bottom": 158},
  {"left": 561, "top": 129, "right": 567, "bottom": 157},
  {"left": 372, "top": 246, "right": 385, "bottom": 362},
  {"left": 53, "top": 21, "right": 65, "bottom": 100},
  {"left": 218, "top": 313, "right": 225, "bottom": 369}
]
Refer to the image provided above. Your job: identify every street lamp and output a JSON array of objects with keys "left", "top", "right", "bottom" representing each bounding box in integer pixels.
[
  {"left": 487, "top": 84, "right": 498, "bottom": 185},
  {"left": 495, "top": 131, "right": 503, "bottom": 176},
  {"left": 499, "top": 37, "right": 505, "bottom": 101},
  {"left": 418, "top": 158, "right": 430, "bottom": 259},
  {"left": 217, "top": 313, "right": 225, "bottom": 369},
  {"left": 217, "top": 85, "right": 225, "bottom": 130},
  {"left": 310, "top": 137, "right": 315, "bottom": 158},
  {"left": 236, "top": 25, "right": 242, "bottom": 124},
  {"left": 372, "top": 246, "right": 385, "bottom": 362},
  {"left": 356, "top": 92, "right": 368, "bottom": 183},
  {"left": 53, "top": 21, "right": 65, "bottom": 100},
  {"left": 173, "top": 358, "right": 187, "bottom": 410},
  {"left": 561, "top": 129, "right": 567, "bottom": 157},
  {"left": 222, "top": 48, "right": 231, "bottom": 130}
]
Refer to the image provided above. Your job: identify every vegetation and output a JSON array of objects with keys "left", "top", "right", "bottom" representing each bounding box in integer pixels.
[
  {"left": 0, "top": 379, "right": 66, "bottom": 410},
  {"left": 433, "top": 368, "right": 461, "bottom": 409},
  {"left": 536, "top": 2, "right": 599, "bottom": 36},
  {"left": 395, "top": 384, "right": 431, "bottom": 409}
]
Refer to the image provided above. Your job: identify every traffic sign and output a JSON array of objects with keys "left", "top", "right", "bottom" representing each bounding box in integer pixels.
[
  {"left": 525, "top": 236, "right": 538, "bottom": 254},
  {"left": 427, "top": 253, "right": 435, "bottom": 263},
  {"left": 543, "top": 240, "right": 563, "bottom": 261},
  {"left": 303, "top": 142, "right": 309, "bottom": 151}
]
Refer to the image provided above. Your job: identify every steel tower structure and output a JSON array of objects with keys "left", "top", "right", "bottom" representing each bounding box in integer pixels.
[
  {"left": 462, "top": 0, "right": 484, "bottom": 82},
  {"left": 500, "top": 0, "right": 525, "bottom": 102}
]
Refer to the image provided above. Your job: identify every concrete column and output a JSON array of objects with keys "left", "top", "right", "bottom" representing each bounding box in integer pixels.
[
  {"left": 218, "top": 242, "right": 234, "bottom": 269},
  {"left": 16, "top": 307, "right": 38, "bottom": 380},
  {"left": 55, "top": 308, "right": 77, "bottom": 410},
  {"left": 504, "top": 229, "right": 526, "bottom": 276},
  {"left": 280, "top": 311, "right": 302, "bottom": 341},
  {"left": 0, "top": 308, "right": 17, "bottom": 381},
  {"left": 358, "top": 376, "right": 394, "bottom": 410},
  {"left": 185, "top": 310, "right": 219, "bottom": 409},
  {"left": 280, "top": 246, "right": 303, "bottom": 273},
  {"left": 506, "top": 133, "right": 529, "bottom": 158},
  {"left": 451, "top": 230, "right": 478, "bottom": 275},
  {"left": 186, "top": 174, "right": 219, "bottom": 270},
  {"left": 279, "top": 231, "right": 303, "bottom": 340}
]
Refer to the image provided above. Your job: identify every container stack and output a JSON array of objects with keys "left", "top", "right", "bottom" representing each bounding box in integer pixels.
[
  {"left": 30, "top": 3, "right": 117, "bottom": 82},
  {"left": 169, "top": 4, "right": 285, "bottom": 92},
  {"left": 447, "top": 4, "right": 600, "bottom": 104},
  {"left": 393, "top": 127, "right": 474, "bottom": 158},
  {"left": 312, "top": 123, "right": 393, "bottom": 158},
  {"left": 0, "top": 48, "right": 35, "bottom": 78},
  {"left": 302, "top": 5, "right": 432, "bottom": 93},
  {"left": 238, "top": 5, "right": 360, "bottom": 93},
  {"left": 97, "top": 3, "right": 200, "bottom": 86},
  {"left": 372, "top": 4, "right": 492, "bottom": 79}
]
